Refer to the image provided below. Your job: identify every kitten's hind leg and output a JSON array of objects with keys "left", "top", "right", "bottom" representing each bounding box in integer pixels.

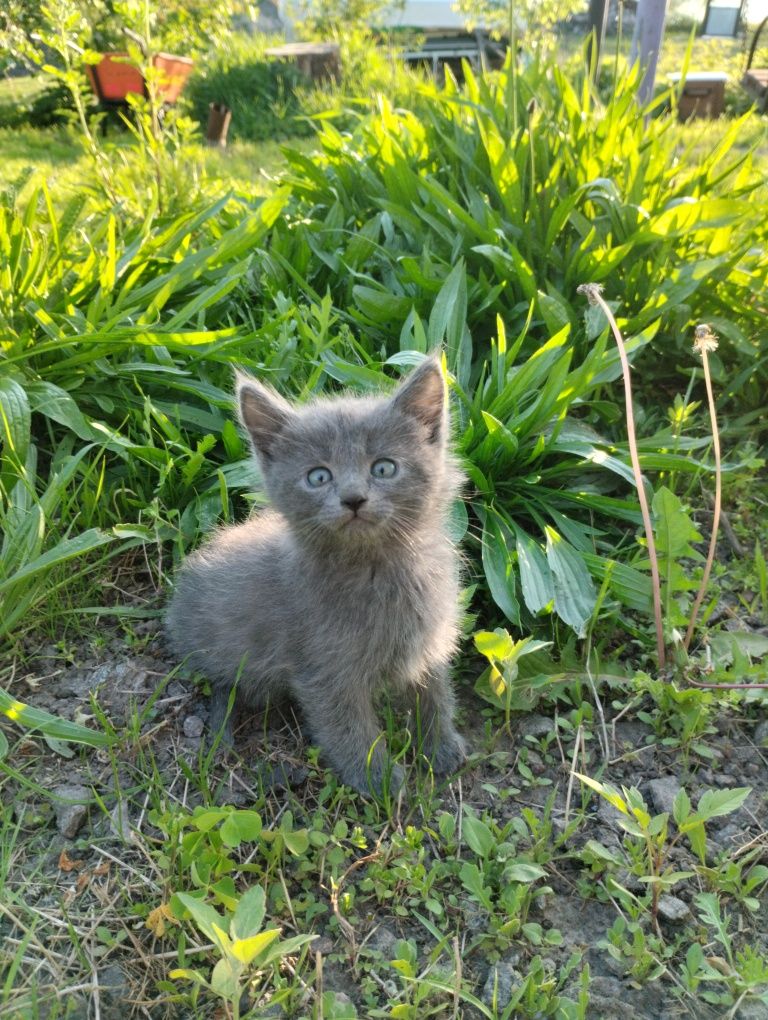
[
  {"left": 292, "top": 674, "right": 403, "bottom": 796},
  {"left": 411, "top": 666, "right": 467, "bottom": 777},
  {"left": 208, "top": 683, "right": 236, "bottom": 750}
]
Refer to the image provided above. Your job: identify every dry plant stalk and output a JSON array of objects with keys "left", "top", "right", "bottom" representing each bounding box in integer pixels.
[
  {"left": 577, "top": 284, "right": 666, "bottom": 668},
  {"left": 684, "top": 325, "right": 722, "bottom": 652}
]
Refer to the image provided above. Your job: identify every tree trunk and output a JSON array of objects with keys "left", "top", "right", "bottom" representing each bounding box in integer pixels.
[
  {"left": 586, "top": 0, "right": 610, "bottom": 71},
  {"left": 630, "top": 0, "right": 669, "bottom": 105}
]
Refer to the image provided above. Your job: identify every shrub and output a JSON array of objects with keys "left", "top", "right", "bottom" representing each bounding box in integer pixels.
[
  {"left": 269, "top": 55, "right": 766, "bottom": 401},
  {"left": 185, "top": 37, "right": 314, "bottom": 143},
  {"left": 0, "top": 79, "right": 75, "bottom": 129}
]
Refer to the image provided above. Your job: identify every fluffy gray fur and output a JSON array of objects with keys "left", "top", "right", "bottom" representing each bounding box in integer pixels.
[{"left": 165, "top": 355, "right": 466, "bottom": 793}]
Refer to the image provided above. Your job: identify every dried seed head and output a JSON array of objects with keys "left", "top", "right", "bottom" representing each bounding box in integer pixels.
[
  {"left": 577, "top": 283, "right": 604, "bottom": 306},
  {"left": 693, "top": 324, "right": 718, "bottom": 355}
]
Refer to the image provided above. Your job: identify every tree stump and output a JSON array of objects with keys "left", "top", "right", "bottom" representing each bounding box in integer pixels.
[
  {"left": 264, "top": 42, "right": 342, "bottom": 84},
  {"left": 206, "top": 102, "right": 232, "bottom": 147}
]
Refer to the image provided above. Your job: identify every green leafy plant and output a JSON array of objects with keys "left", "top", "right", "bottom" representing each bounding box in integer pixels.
[
  {"left": 682, "top": 894, "right": 768, "bottom": 1010},
  {"left": 575, "top": 774, "right": 751, "bottom": 922},
  {"left": 170, "top": 885, "right": 315, "bottom": 1018},
  {"left": 458, "top": 807, "right": 559, "bottom": 951}
]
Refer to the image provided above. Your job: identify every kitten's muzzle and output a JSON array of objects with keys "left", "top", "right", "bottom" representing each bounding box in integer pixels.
[{"left": 341, "top": 495, "right": 368, "bottom": 514}]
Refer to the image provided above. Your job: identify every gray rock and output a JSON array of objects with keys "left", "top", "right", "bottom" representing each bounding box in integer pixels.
[
  {"left": 754, "top": 719, "right": 768, "bottom": 746},
  {"left": 734, "top": 1001, "right": 768, "bottom": 1020},
  {"left": 647, "top": 777, "right": 681, "bottom": 816},
  {"left": 585, "top": 976, "right": 626, "bottom": 1019},
  {"left": 53, "top": 783, "right": 90, "bottom": 838},
  {"left": 109, "top": 800, "right": 133, "bottom": 842},
  {"left": 481, "top": 951, "right": 522, "bottom": 1008},
  {"left": 366, "top": 924, "right": 399, "bottom": 956},
  {"left": 596, "top": 797, "right": 623, "bottom": 829},
  {"left": 658, "top": 894, "right": 690, "bottom": 924},
  {"left": 99, "top": 963, "right": 130, "bottom": 1011},
  {"left": 517, "top": 714, "right": 555, "bottom": 740},
  {"left": 183, "top": 714, "right": 204, "bottom": 738}
]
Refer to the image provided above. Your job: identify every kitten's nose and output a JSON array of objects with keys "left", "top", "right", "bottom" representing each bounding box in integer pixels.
[{"left": 342, "top": 495, "right": 367, "bottom": 514}]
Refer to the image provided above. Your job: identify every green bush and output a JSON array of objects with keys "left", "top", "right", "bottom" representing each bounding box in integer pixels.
[
  {"left": 268, "top": 55, "right": 766, "bottom": 402},
  {"left": 0, "top": 79, "right": 75, "bottom": 129},
  {"left": 3, "top": 54, "right": 766, "bottom": 645},
  {"left": 185, "top": 38, "right": 314, "bottom": 143}
]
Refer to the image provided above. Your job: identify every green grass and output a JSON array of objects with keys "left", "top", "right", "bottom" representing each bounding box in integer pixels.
[{"left": 0, "top": 122, "right": 314, "bottom": 199}]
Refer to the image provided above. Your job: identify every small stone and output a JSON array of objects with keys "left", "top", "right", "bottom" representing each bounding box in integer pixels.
[
  {"left": 313, "top": 936, "right": 334, "bottom": 955},
  {"left": 99, "top": 963, "right": 129, "bottom": 1006},
  {"left": 482, "top": 953, "right": 522, "bottom": 1007},
  {"left": 658, "top": 894, "right": 690, "bottom": 924},
  {"left": 183, "top": 715, "right": 204, "bottom": 738},
  {"left": 526, "top": 751, "right": 546, "bottom": 775},
  {"left": 366, "top": 924, "right": 399, "bottom": 956},
  {"left": 328, "top": 992, "right": 354, "bottom": 1008},
  {"left": 109, "top": 800, "right": 133, "bottom": 842},
  {"left": 53, "top": 783, "right": 90, "bottom": 838},
  {"left": 517, "top": 714, "right": 554, "bottom": 739},
  {"left": 647, "top": 777, "right": 681, "bottom": 816},
  {"left": 753, "top": 720, "right": 768, "bottom": 746}
]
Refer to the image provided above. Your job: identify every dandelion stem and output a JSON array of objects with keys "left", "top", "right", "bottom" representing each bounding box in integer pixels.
[
  {"left": 578, "top": 284, "right": 666, "bottom": 668},
  {"left": 684, "top": 326, "right": 722, "bottom": 651}
]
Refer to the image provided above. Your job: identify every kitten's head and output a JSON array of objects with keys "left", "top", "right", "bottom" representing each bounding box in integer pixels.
[{"left": 237, "top": 355, "right": 460, "bottom": 549}]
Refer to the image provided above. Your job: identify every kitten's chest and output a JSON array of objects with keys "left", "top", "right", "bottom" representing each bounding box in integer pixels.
[{"left": 304, "top": 551, "right": 457, "bottom": 678}]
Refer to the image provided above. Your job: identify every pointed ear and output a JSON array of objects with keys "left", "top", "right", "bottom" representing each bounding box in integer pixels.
[
  {"left": 391, "top": 354, "right": 446, "bottom": 443},
  {"left": 236, "top": 373, "right": 294, "bottom": 459}
]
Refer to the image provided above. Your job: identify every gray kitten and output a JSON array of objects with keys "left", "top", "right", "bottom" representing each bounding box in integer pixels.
[{"left": 166, "top": 354, "right": 466, "bottom": 793}]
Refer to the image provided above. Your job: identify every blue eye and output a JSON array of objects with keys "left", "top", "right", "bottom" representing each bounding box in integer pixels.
[
  {"left": 371, "top": 458, "right": 397, "bottom": 479},
  {"left": 307, "top": 467, "right": 333, "bottom": 487}
]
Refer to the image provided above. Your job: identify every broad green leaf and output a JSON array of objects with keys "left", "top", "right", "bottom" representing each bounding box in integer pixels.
[
  {"left": 575, "top": 773, "right": 629, "bottom": 816},
  {"left": 481, "top": 515, "right": 520, "bottom": 626},
  {"left": 474, "top": 629, "right": 515, "bottom": 661},
  {"left": 173, "top": 893, "right": 230, "bottom": 953},
  {"left": 462, "top": 813, "right": 495, "bottom": 858},
  {"left": 190, "top": 808, "right": 229, "bottom": 832},
  {"left": 210, "top": 957, "right": 240, "bottom": 999},
  {"left": 459, "top": 862, "right": 493, "bottom": 911},
  {"left": 673, "top": 787, "right": 691, "bottom": 826},
  {"left": 282, "top": 827, "right": 310, "bottom": 856},
  {"left": 230, "top": 929, "right": 281, "bottom": 965},
  {"left": 545, "top": 528, "right": 596, "bottom": 636},
  {"left": 504, "top": 862, "right": 547, "bottom": 883},
  {"left": 232, "top": 886, "right": 266, "bottom": 940},
  {"left": 513, "top": 526, "right": 554, "bottom": 615},
  {"left": 0, "top": 377, "right": 31, "bottom": 468},
  {"left": 689, "top": 787, "right": 751, "bottom": 823},
  {"left": 652, "top": 487, "right": 703, "bottom": 559}
]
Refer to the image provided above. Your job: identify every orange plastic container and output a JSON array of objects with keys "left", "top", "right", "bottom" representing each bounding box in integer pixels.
[{"left": 86, "top": 52, "right": 194, "bottom": 104}]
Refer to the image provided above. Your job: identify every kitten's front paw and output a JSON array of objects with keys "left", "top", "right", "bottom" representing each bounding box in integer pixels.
[
  {"left": 430, "top": 731, "right": 468, "bottom": 777},
  {"left": 341, "top": 760, "right": 405, "bottom": 799}
]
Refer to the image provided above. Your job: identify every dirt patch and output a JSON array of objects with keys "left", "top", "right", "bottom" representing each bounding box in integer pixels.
[{"left": 2, "top": 611, "right": 767, "bottom": 1019}]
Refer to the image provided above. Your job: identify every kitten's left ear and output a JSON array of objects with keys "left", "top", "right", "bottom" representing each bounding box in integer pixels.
[
  {"left": 236, "top": 372, "right": 294, "bottom": 459},
  {"left": 391, "top": 354, "right": 446, "bottom": 443}
]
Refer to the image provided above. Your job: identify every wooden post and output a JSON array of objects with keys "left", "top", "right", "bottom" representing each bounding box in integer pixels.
[
  {"left": 630, "top": 0, "right": 670, "bottom": 105},
  {"left": 586, "top": 0, "right": 610, "bottom": 72},
  {"left": 206, "top": 102, "right": 232, "bottom": 147}
]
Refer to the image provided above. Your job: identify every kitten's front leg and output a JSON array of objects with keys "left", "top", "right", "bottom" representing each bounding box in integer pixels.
[
  {"left": 292, "top": 674, "right": 402, "bottom": 795},
  {"left": 412, "top": 665, "right": 467, "bottom": 777}
]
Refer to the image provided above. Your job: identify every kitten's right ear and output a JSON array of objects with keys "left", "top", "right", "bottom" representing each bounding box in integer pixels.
[{"left": 236, "top": 374, "right": 294, "bottom": 459}]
